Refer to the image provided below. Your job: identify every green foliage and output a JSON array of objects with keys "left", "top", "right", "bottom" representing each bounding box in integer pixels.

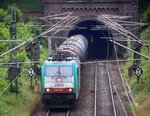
[
  {"left": 0, "top": 9, "right": 11, "bottom": 23},
  {"left": 142, "top": 6, "right": 150, "bottom": 23},
  {"left": 0, "top": 6, "right": 47, "bottom": 116},
  {"left": 7, "top": 5, "right": 23, "bottom": 22},
  {"left": 0, "top": 23, "right": 10, "bottom": 54},
  {"left": 122, "top": 4, "right": 150, "bottom": 95},
  {"left": 140, "top": 26, "right": 150, "bottom": 41},
  {"left": 0, "top": 5, "right": 22, "bottom": 23},
  {"left": 122, "top": 26, "right": 150, "bottom": 95}
]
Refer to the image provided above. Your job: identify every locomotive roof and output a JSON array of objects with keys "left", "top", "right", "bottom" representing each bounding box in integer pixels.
[{"left": 45, "top": 57, "right": 77, "bottom": 63}]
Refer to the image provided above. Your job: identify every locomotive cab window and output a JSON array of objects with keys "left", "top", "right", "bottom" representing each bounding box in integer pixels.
[
  {"left": 46, "top": 66, "right": 73, "bottom": 77},
  {"left": 46, "top": 66, "right": 59, "bottom": 76},
  {"left": 60, "top": 66, "right": 73, "bottom": 77}
]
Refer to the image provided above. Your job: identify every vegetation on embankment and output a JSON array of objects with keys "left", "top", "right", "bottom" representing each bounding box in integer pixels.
[
  {"left": 122, "top": 6, "right": 150, "bottom": 116},
  {"left": 0, "top": 6, "right": 48, "bottom": 116}
]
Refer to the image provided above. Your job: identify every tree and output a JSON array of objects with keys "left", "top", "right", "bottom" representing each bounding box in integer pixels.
[
  {"left": 0, "top": 9, "right": 11, "bottom": 23},
  {"left": 7, "top": 5, "right": 23, "bottom": 22},
  {"left": 142, "top": 6, "right": 150, "bottom": 23}
]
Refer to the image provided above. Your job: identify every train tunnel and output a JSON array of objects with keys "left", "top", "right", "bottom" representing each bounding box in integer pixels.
[{"left": 68, "top": 20, "right": 114, "bottom": 60}]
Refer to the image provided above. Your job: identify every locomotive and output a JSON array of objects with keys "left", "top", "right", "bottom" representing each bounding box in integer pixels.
[{"left": 41, "top": 35, "right": 88, "bottom": 108}]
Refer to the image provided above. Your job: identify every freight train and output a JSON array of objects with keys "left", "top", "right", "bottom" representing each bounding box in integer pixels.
[{"left": 41, "top": 35, "right": 88, "bottom": 108}]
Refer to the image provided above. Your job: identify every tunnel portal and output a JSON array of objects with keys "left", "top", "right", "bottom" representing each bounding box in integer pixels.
[{"left": 68, "top": 20, "right": 114, "bottom": 60}]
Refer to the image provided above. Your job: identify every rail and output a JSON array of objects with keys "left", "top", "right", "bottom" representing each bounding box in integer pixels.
[
  {"left": 106, "top": 63, "right": 117, "bottom": 116},
  {"left": 46, "top": 109, "right": 70, "bottom": 116},
  {"left": 94, "top": 62, "right": 98, "bottom": 116}
]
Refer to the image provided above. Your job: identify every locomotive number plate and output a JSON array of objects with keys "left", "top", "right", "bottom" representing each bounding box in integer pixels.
[{"left": 55, "top": 83, "right": 64, "bottom": 87}]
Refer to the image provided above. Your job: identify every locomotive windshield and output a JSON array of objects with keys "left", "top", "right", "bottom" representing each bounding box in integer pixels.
[{"left": 46, "top": 66, "right": 73, "bottom": 77}]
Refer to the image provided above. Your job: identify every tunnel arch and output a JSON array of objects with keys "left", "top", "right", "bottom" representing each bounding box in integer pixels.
[{"left": 68, "top": 20, "right": 114, "bottom": 60}]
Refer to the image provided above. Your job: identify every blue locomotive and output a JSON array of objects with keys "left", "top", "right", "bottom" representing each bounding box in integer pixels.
[{"left": 41, "top": 35, "right": 88, "bottom": 108}]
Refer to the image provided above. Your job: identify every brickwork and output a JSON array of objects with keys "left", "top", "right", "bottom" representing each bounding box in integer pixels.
[
  {"left": 42, "top": 0, "right": 137, "bottom": 50},
  {"left": 43, "top": 0, "right": 136, "bottom": 16},
  {"left": 23, "top": 11, "right": 44, "bottom": 19}
]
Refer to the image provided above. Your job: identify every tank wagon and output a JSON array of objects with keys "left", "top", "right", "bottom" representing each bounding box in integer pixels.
[{"left": 41, "top": 35, "right": 88, "bottom": 108}]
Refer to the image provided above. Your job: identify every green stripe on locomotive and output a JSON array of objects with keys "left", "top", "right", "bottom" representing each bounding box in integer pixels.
[
  {"left": 73, "top": 62, "right": 79, "bottom": 95},
  {"left": 41, "top": 61, "right": 80, "bottom": 95}
]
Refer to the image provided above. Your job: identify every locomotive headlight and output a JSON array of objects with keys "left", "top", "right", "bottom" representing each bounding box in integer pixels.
[
  {"left": 57, "top": 78, "right": 62, "bottom": 82},
  {"left": 46, "top": 88, "right": 50, "bottom": 92},
  {"left": 69, "top": 88, "right": 73, "bottom": 92}
]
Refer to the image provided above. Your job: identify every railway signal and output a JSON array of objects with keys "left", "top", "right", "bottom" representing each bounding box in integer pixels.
[
  {"left": 132, "top": 43, "right": 142, "bottom": 69},
  {"left": 25, "top": 40, "right": 40, "bottom": 61},
  {"left": 132, "top": 46, "right": 140, "bottom": 60}
]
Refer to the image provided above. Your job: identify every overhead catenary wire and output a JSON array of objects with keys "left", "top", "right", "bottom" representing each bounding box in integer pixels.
[
  {"left": 81, "top": 58, "right": 149, "bottom": 64},
  {"left": 0, "top": 13, "right": 149, "bottom": 58},
  {"left": 101, "top": 26, "right": 150, "bottom": 60},
  {"left": 97, "top": 15, "right": 150, "bottom": 49},
  {"left": 37, "top": 12, "right": 73, "bottom": 20},
  {"left": 110, "top": 40, "right": 150, "bottom": 60},
  {"left": 100, "top": 37, "right": 150, "bottom": 43},
  {"left": 114, "top": 19, "right": 149, "bottom": 26},
  {"left": 96, "top": 18, "right": 150, "bottom": 60},
  {"left": 0, "top": 40, "right": 25, "bottom": 42},
  {"left": 52, "top": 16, "right": 80, "bottom": 36},
  {"left": 0, "top": 12, "right": 74, "bottom": 58},
  {"left": 0, "top": 61, "right": 40, "bottom": 65},
  {"left": 0, "top": 58, "right": 9, "bottom": 61}
]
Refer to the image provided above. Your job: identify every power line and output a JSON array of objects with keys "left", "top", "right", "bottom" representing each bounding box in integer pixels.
[
  {"left": 111, "top": 40, "right": 150, "bottom": 60},
  {"left": 0, "top": 40, "right": 25, "bottom": 42},
  {"left": 97, "top": 15, "right": 150, "bottom": 49},
  {"left": 0, "top": 58, "right": 9, "bottom": 61},
  {"left": 0, "top": 61, "right": 40, "bottom": 65},
  {"left": 0, "top": 12, "right": 75, "bottom": 58}
]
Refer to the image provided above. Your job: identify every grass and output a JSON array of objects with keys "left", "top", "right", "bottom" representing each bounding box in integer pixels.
[
  {"left": 121, "top": 25, "right": 150, "bottom": 115},
  {"left": 0, "top": 46, "right": 48, "bottom": 116},
  {"left": 0, "top": 67, "right": 41, "bottom": 116},
  {"left": 135, "top": 92, "right": 150, "bottom": 116},
  {"left": 121, "top": 56, "right": 150, "bottom": 116},
  {"left": 1, "top": 88, "right": 40, "bottom": 116}
]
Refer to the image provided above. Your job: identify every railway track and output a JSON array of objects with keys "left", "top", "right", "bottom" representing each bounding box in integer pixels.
[
  {"left": 95, "top": 62, "right": 117, "bottom": 116},
  {"left": 46, "top": 109, "right": 70, "bottom": 116},
  {"left": 106, "top": 63, "right": 129, "bottom": 116},
  {"left": 106, "top": 63, "right": 117, "bottom": 116},
  {"left": 31, "top": 61, "right": 130, "bottom": 116}
]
